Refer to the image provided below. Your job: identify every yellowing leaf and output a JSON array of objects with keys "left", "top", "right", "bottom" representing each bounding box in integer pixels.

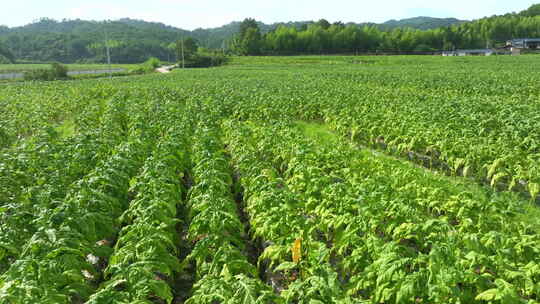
[
  {"left": 292, "top": 238, "right": 302, "bottom": 263},
  {"left": 475, "top": 288, "right": 499, "bottom": 301},
  {"left": 220, "top": 264, "right": 232, "bottom": 279},
  {"left": 463, "top": 165, "right": 471, "bottom": 177},
  {"left": 275, "top": 261, "right": 297, "bottom": 272},
  {"left": 529, "top": 182, "right": 539, "bottom": 200},
  {"left": 490, "top": 172, "right": 507, "bottom": 187}
]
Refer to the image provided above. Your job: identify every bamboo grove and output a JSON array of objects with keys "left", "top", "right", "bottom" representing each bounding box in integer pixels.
[{"left": 1, "top": 54, "right": 539, "bottom": 303}]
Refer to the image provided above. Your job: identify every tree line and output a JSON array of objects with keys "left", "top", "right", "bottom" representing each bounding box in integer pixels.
[{"left": 233, "top": 4, "right": 540, "bottom": 55}]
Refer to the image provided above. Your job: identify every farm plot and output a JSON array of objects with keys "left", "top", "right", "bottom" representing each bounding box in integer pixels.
[{"left": 1, "top": 55, "right": 539, "bottom": 303}]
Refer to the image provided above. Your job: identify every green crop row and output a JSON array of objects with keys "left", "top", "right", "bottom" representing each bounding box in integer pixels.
[
  {"left": 1, "top": 55, "right": 539, "bottom": 303},
  {"left": 185, "top": 118, "right": 278, "bottom": 303},
  {"left": 227, "top": 120, "right": 540, "bottom": 303}
]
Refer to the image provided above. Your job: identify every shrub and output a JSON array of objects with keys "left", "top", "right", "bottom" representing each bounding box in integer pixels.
[
  {"left": 129, "top": 57, "right": 162, "bottom": 74},
  {"left": 144, "top": 57, "right": 162, "bottom": 69},
  {"left": 184, "top": 53, "right": 228, "bottom": 68},
  {"left": 50, "top": 62, "right": 68, "bottom": 78},
  {"left": 23, "top": 63, "right": 68, "bottom": 81}
]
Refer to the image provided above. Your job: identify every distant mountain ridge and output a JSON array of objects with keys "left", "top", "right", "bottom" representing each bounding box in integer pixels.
[
  {"left": 381, "top": 17, "right": 467, "bottom": 30},
  {"left": 1, "top": 16, "right": 467, "bottom": 47},
  {"left": 189, "top": 17, "right": 467, "bottom": 48},
  {"left": 190, "top": 17, "right": 468, "bottom": 33}
]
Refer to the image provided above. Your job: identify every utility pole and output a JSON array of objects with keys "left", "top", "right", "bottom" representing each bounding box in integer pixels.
[
  {"left": 181, "top": 36, "right": 185, "bottom": 69},
  {"left": 175, "top": 32, "right": 180, "bottom": 64},
  {"left": 104, "top": 21, "right": 112, "bottom": 78}
]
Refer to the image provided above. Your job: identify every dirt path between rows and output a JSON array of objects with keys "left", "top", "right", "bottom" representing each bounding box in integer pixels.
[{"left": 156, "top": 65, "right": 177, "bottom": 73}]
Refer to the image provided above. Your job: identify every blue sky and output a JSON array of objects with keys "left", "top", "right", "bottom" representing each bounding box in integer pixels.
[{"left": 2, "top": 0, "right": 537, "bottom": 29}]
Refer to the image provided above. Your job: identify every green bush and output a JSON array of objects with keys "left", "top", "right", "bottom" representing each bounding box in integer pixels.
[
  {"left": 129, "top": 57, "right": 162, "bottom": 74},
  {"left": 23, "top": 63, "right": 68, "bottom": 81},
  {"left": 50, "top": 62, "right": 68, "bottom": 77},
  {"left": 184, "top": 53, "right": 228, "bottom": 68},
  {"left": 144, "top": 57, "right": 162, "bottom": 69}
]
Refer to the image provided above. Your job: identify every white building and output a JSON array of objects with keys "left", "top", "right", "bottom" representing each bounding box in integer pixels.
[
  {"left": 506, "top": 38, "right": 540, "bottom": 49},
  {"left": 505, "top": 38, "right": 540, "bottom": 56},
  {"left": 442, "top": 49, "right": 494, "bottom": 56}
]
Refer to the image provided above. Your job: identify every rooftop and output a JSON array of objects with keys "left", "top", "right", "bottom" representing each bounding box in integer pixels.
[{"left": 443, "top": 49, "right": 494, "bottom": 53}]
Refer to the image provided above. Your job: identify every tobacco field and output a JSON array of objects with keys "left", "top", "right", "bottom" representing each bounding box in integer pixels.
[{"left": 0, "top": 55, "right": 539, "bottom": 303}]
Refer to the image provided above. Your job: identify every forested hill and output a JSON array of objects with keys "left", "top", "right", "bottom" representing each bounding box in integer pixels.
[
  {"left": 0, "top": 4, "right": 538, "bottom": 63},
  {"left": 0, "top": 16, "right": 466, "bottom": 63},
  {"left": 0, "top": 18, "right": 191, "bottom": 64}
]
